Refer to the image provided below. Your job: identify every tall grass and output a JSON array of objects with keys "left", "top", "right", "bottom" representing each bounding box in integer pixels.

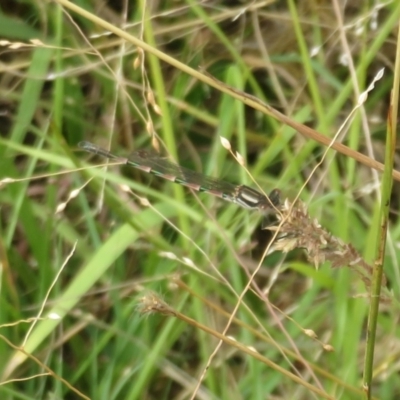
[{"left": 0, "top": 1, "right": 399, "bottom": 399}]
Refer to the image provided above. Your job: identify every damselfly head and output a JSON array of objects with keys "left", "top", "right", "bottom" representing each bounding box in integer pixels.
[{"left": 267, "top": 189, "right": 281, "bottom": 208}]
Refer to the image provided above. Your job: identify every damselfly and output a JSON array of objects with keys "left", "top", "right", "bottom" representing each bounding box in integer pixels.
[{"left": 78, "top": 141, "right": 280, "bottom": 211}]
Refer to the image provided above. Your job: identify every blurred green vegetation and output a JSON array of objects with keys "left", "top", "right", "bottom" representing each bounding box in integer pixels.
[{"left": 0, "top": 1, "right": 399, "bottom": 399}]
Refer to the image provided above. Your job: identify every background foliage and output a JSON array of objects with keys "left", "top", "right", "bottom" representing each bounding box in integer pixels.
[{"left": 0, "top": 1, "right": 399, "bottom": 399}]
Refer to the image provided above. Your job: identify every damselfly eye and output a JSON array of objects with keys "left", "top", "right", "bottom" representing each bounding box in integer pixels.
[{"left": 268, "top": 189, "right": 281, "bottom": 207}]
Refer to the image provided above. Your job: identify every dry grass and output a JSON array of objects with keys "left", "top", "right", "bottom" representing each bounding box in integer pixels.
[{"left": 0, "top": 1, "right": 399, "bottom": 399}]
